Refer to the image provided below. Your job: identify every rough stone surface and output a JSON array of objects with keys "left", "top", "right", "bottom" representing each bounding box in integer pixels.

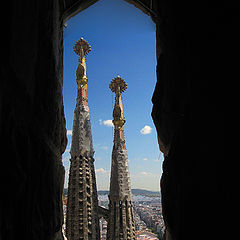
[
  {"left": 151, "top": 2, "right": 231, "bottom": 240},
  {"left": 70, "top": 104, "right": 94, "bottom": 157},
  {"left": 110, "top": 148, "right": 131, "bottom": 199},
  {"left": 0, "top": 1, "right": 67, "bottom": 240}
]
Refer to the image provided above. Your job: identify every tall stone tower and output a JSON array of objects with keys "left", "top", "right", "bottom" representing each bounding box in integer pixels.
[
  {"left": 107, "top": 76, "right": 136, "bottom": 240},
  {"left": 66, "top": 38, "right": 100, "bottom": 240}
]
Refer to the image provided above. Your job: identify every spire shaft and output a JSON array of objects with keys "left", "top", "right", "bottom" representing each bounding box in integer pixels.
[
  {"left": 66, "top": 38, "right": 100, "bottom": 240},
  {"left": 107, "top": 76, "right": 136, "bottom": 240}
]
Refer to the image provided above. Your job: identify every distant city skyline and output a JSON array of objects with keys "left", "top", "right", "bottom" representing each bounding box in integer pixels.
[{"left": 62, "top": 0, "right": 163, "bottom": 191}]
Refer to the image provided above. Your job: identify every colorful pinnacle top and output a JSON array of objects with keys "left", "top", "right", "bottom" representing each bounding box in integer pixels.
[
  {"left": 109, "top": 75, "right": 128, "bottom": 93},
  {"left": 73, "top": 37, "right": 91, "bottom": 57}
]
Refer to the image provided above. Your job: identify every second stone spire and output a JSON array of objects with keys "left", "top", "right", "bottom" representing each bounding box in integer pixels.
[{"left": 107, "top": 76, "right": 136, "bottom": 240}]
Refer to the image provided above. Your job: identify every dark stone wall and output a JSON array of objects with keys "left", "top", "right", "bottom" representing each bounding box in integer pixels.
[
  {"left": 152, "top": 1, "right": 232, "bottom": 239},
  {"left": 0, "top": 1, "right": 67, "bottom": 239},
  {"left": 0, "top": 0, "right": 232, "bottom": 240}
]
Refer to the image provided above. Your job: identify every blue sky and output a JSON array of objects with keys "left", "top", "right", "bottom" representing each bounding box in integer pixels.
[{"left": 63, "top": 0, "right": 163, "bottom": 191}]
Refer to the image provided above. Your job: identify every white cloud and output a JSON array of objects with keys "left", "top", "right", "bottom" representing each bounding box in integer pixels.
[
  {"left": 154, "top": 159, "right": 160, "bottom": 162},
  {"left": 143, "top": 158, "right": 148, "bottom": 161},
  {"left": 140, "top": 125, "right": 152, "bottom": 135},
  {"left": 96, "top": 168, "right": 108, "bottom": 174},
  {"left": 99, "top": 119, "right": 114, "bottom": 127},
  {"left": 67, "top": 130, "right": 72, "bottom": 135},
  {"left": 130, "top": 172, "right": 160, "bottom": 191},
  {"left": 100, "top": 146, "right": 108, "bottom": 150},
  {"left": 104, "top": 120, "right": 114, "bottom": 127},
  {"left": 94, "top": 143, "right": 109, "bottom": 151}
]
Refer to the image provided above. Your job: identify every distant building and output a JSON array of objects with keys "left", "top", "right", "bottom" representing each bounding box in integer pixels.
[
  {"left": 99, "top": 218, "right": 107, "bottom": 240},
  {"left": 136, "top": 230, "right": 159, "bottom": 240}
]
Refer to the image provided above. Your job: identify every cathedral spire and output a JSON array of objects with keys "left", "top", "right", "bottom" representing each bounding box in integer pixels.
[
  {"left": 66, "top": 38, "right": 100, "bottom": 240},
  {"left": 107, "top": 76, "right": 136, "bottom": 240}
]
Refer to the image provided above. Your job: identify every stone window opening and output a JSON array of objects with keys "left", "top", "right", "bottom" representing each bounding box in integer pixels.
[{"left": 62, "top": 1, "right": 162, "bottom": 240}]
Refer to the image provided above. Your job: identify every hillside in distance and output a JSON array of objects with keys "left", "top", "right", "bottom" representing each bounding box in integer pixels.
[
  {"left": 98, "top": 189, "right": 160, "bottom": 196},
  {"left": 64, "top": 188, "right": 160, "bottom": 196}
]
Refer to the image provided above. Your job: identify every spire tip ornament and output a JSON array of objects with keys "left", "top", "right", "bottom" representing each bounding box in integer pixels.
[
  {"left": 109, "top": 75, "right": 127, "bottom": 94},
  {"left": 109, "top": 75, "right": 127, "bottom": 130},
  {"left": 74, "top": 38, "right": 91, "bottom": 88},
  {"left": 73, "top": 37, "right": 91, "bottom": 57}
]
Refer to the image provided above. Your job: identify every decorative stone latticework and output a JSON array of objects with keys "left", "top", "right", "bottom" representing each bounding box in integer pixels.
[
  {"left": 66, "top": 38, "right": 100, "bottom": 240},
  {"left": 107, "top": 76, "right": 136, "bottom": 240}
]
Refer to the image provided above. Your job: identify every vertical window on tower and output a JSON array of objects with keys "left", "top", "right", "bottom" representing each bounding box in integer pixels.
[
  {"left": 79, "top": 192, "right": 83, "bottom": 198},
  {"left": 71, "top": 205, "right": 75, "bottom": 212},
  {"left": 119, "top": 200, "right": 123, "bottom": 229},
  {"left": 125, "top": 200, "right": 130, "bottom": 228},
  {"left": 130, "top": 202, "right": 134, "bottom": 224},
  {"left": 87, "top": 186, "right": 90, "bottom": 194},
  {"left": 86, "top": 178, "right": 90, "bottom": 185}
]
